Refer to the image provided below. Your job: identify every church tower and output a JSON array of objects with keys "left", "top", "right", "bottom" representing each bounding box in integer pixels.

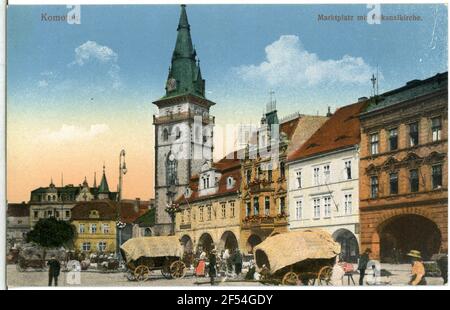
[{"left": 153, "top": 5, "right": 215, "bottom": 235}]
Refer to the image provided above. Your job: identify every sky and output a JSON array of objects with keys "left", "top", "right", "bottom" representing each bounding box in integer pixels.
[{"left": 6, "top": 4, "right": 448, "bottom": 202}]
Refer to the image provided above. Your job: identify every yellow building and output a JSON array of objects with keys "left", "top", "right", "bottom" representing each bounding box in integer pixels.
[
  {"left": 240, "top": 105, "right": 329, "bottom": 254},
  {"left": 175, "top": 154, "right": 242, "bottom": 254},
  {"left": 70, "top": 200, "right": 118, "bottom": 254}
]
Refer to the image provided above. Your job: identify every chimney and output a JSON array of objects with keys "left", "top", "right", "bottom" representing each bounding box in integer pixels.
[
  {"left": 134, "top": 198, "right": 140, "bottom": 213},
  {"left": 326, "top": 106, "right": 332, "bottom": 117}
]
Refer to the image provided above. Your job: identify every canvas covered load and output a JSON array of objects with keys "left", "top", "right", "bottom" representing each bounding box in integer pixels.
[
  {"left": 254, "top": 230, "right": 341, "bottom": 274},
  {"left": 120, "top": 236, "right": 183, "bottom": 263}
]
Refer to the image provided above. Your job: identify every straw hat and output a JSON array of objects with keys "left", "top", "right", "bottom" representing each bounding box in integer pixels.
[{"left": 406, "top": 250, "right": 422, "bottom": 259}]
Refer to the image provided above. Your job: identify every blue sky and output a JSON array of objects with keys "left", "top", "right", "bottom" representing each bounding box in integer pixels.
[{"left": 6, "top": 4, "right": 448, "bottom": 201}]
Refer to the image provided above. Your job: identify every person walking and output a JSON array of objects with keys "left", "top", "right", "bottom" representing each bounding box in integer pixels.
[
  {"left": 407, "top": 250, "right": 426, "bottom": 286},
  {"left": 358, "top": 248, "right": 371, "bottom": 286},
  {"left": 208, "top": 249, "right": 217, "bottom": 286},
  {"left": 233, "top": 248, "right": 243, "bottom": 277},
  {"left": 47, "top": 255, "right": 61, "bottom": 287},
  {"left": 195, "top": 249, "right": 207, "bottom": 277}
]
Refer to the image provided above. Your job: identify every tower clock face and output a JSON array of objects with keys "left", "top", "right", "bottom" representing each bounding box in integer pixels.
[
  {"left": 168, "top": 153, "right": 175, "bottom": 162},
  {"left": 166, "top": 78, "right": 177, "bottom": 91}
]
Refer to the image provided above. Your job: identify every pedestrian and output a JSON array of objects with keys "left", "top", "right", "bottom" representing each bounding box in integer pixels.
[
  {"left": 358, "top": 248, "right": 371, "bottom": 286},
  {"left": 195, "top": 248, "right": 207, "bottom": 277},
  {"left": 208, "top": 249, "right": 217, "bottom": 285},
  {"left": 47, "top": 255, "right": 61, "bottom": 287},
  {"left": 233, "top": 248, "right": 243, "bottom": 277},
  {"left": 407, "top": 250, "right": 426, "bottom": 285}
]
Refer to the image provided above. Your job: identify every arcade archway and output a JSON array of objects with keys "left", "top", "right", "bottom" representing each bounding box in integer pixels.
[
  {"left": 246, "top": 234, "right": 262, "bottom": 254},
  {"left": 198, "top": 233, "right": 214, "bottom": 252},
  {"left": 332, "top": 229, "right": 359, "bottom": 263},
  {"left": 219, "top": 231, "right": 239, "bottom": 251},
  {"left": 378, "top": 214, "right": 441, "bottom": 263},
  {"left": 180, "top": 235, "right": 194, "bottom": 254}
]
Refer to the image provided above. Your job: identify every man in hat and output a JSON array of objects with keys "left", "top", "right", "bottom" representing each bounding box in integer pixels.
[
  {"left": 47, "top": 255, "right": 61, "bottom": 286},
  {"left": 358, "top": 248, "right": 371, "bottom": 285},
  {"left": 208, "top": 249, "right": 217, "bottom": 286},
  {"left": 407, "top": 250, "right": 426, "bottom": 285}
]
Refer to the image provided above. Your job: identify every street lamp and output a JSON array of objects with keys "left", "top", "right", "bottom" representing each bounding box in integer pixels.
[{"left": 116, "top": 149, "right": 127, "bottom": 261}]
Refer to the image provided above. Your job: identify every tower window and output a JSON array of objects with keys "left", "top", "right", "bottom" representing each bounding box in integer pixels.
[{"left": 163, "top": 128, "right": 169, "bottom": 141}]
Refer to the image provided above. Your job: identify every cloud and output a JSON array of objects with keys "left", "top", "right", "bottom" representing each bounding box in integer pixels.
[
  {"left": 70, "top": 41, "right": 121, "bottom": 89},
  {"left": 37, "top": 124, "right": 110, "bottom": 142},
  {"left": 235, "top": 35, "right": 378, "bottom": 87},
  {"left": 72, "top": 41, "right": 118, "bottom": 66},
  {"left": 37, "top": 80, "right": 48, "bottom": 87}
]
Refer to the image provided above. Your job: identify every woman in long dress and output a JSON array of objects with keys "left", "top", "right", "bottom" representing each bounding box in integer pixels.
[{"left": 195, "top": 250, "right": 207, "bottom": 277}]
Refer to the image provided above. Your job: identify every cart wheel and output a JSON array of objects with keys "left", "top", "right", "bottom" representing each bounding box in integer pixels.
[
  {"left": 134, "top": 265, "right": 150, "bottom": 282},
  {"left": 282, "top": 271, "right": 299, "bottom": 285},
  {"left": 170, "top": 260, "right": 186, "bottom": 279},
  {"left": 317, "top": 266, "right": 333, "bottom": 285}
]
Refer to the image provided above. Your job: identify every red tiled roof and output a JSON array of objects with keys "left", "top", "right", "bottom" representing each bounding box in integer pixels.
[
  {"left": 287, "top": 101, "right": 367, "bottom": 162},
  {"left": 7, "top": 203, "right": 29, "bottom": 217},
  {"left": 280, "top": 117, "right": 301, "bottom": 139},
  {"left": 70, "top": 200, "right": 151, "bottom": 223}
]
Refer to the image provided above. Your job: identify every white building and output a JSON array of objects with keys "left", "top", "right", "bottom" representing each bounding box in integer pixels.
[{"left": 287, "top": 102, "right": 367, "bottom": 263}]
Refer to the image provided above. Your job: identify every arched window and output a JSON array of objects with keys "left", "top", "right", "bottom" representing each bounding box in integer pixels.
[
  {"left": 166, "top": 152, "right": 177, "bottom": 186},
  {"left": 163, "top": 128, "right": 169, "bottom": 141}
]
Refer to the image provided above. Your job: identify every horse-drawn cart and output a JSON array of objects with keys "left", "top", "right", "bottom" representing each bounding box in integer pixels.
[
  {"left": 254, "top": 230, "right": 341, "bottom": 285},
  {"left": 120, "top": 236, "right": 187, "bottom": 282}
]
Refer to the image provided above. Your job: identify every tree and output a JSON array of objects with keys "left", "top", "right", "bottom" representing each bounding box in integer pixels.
[{"left": 26, "top": 217, "right": 75, "bottom": 249}]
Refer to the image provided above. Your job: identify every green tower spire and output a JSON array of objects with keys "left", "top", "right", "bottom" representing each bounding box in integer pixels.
[
  {"left": 98, "top": 165, "right": 110, "bottom": 194},
  {"left": 164, "top": 4, "right": 205, "bottom": 98}
]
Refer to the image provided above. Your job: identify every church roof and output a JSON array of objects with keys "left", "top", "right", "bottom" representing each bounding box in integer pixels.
[
  {"left": 98, "top": 166, "right": 110, "bottom": 194},
  {"left": 161, "top": 5, "right": 206, "bottom": 99}
]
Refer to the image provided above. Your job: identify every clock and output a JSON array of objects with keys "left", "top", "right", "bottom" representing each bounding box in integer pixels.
[
  {"left": 166, "top": 78, "right": 177, "bottom": 92},
  {"left": 169, "top": 153, "right": 175, "bottom": 162}
]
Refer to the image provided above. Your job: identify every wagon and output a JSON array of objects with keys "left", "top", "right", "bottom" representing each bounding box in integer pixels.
[
  {"left": 120, "top": 236, "right": 187, "bottom": 282},
  {"left": 253, "top": 230, "right": 341, "bottom": 285}
]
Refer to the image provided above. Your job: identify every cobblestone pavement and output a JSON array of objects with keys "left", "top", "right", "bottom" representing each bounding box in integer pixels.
[{"left": 6, "top": 264, "right": 445, "bottom": 288}]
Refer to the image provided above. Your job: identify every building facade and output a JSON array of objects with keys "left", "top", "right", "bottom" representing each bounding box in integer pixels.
[
  {"left": 239, "top": 103, "right": 328, "bottom": 254},
  {"left": 153, "top": 5, "right": 215, "bottom": 235},
  {"left": 287, "top": 102, "right": 367, "bottom": 263},
  {"left": 29, "top": 167, "right": 117, "bottom": 227},
  {"left": 359, "top": 72, "right": 448, "bottom": 262},
  {"left": 7, "top": 202, "right": 30, "bottom": 249},
  {"left": 174, "top": 154, "right": 242, "bottom": 254}
]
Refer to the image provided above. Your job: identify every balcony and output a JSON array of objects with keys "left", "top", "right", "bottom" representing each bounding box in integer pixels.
[
  {"left": 241, "top": 214, "right": 288, "bottom": 229},
  {"left": 153, "top": 110, "right": 215, "bottom": 125}
]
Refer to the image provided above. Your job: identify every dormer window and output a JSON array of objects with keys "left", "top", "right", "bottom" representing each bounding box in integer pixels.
[
  {"left": 226, "top": 177, "right": 235, "bottom": 189},
  {"left": 89, "top": 210, "right": 100, "bottom": 219},
  {"left": 185, "top": 187, "right": 192, "bottom": 198}
]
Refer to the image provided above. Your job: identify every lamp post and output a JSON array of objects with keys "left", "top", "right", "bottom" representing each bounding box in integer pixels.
[{"left": 116, "top": 149, "right": 127, "bottom": 261}]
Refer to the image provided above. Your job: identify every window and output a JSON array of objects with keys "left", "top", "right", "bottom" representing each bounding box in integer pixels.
[
  {"left": 102, "top": 224, "right": 110, "bottom": 234},
  {"left": 79, "top": 224, "right": 85, "bottom": 234},
  {"left": 47, "top": 210, "right": 53, "bottom": 217},
  {"left": 34, "top": 211, "right": 39, "bottom": 218},
  {"left": 199, "top": 207, "right": 204, "bottom": 222},
  {"left": 268, "top": 169, "right": 273, "bottom": 182},
  {"left": 221, "top": 203, "right": 226, "bottom": 219},
  {"left": 163, "top": 128, "right": 169, "bottom": 141},
  {"left": 345, "top": 161, "right": 352, "bottom": 180},
  {"left": 370, "top": 133, "right": 379, "bottom": 155},
  {"left": 389, "top": 128, "right": 398, "bottom": 151},
  {"left": 389, "top": 173, "right": 398, "bottom": 195},
  {"left": 253, "top": 197, "right": 259, "bottom": 216},
  {"left": 246, "top": 202, "right": 251, "bottom": 217},
  {"left": 279, "top": 197, "right": 286, "bottom": 215},
  {"left": 409, "top": 169, "right": 419, "bottom": 192},
  {"left": 324, "top": 196, "right": 331, "bottom": 218},
  {"left": 175, "top": 127, "right": 181, "bottom": 140},
  {"left": 409, "top": 122, "right": 419, "bottom": 147},
  {"left": 230, "top": 202, "right": 235, "bottom": 218},
  {"left": 257, "top": 166, "right": 263, "bottom": 179},
  {"left": 264, "top": 196, "right": 270, "bottom": 216},
  {"left": 295, "top": 200, "right": 303, "bottom": 220},
  {"left": 280, "top": 162, "right": 286, "bottom": 179},
  {"left": 81, "top": 242, "right": 91, "bottom": 252},
  {"left": 323, "top": 165, "right": 330, "bottom": 183},
  {"left": 370, "top": 176, "right": 378, "bottom": 198},
  {"left": 166, "top": 153, "right": 177, "bottom": 186},
  {"left": 313, "top": 167, "right": 320, "bottom": 185},
  {"left": 65, "top": 210, "right": 70, "bottom": 218},
  {"left": 313, "top": 198, "right": 321, "bottom": 219},
  {"left": 344, "top": 194, "right": 352, "bottom": 215},
  {"left": 98, "top": 241, "right": 107, "bottom": 252},
  {"left": 246, "top": 169, "right": 251, "bottom": 184},
  {"left": 55, "top": 211, "right": 60, "bottom": 218},
  {"left": 431, "top": 117, "right": 442, "bottom": 142},
  {"left": 90, "top": 224, "right": 97, "bottom": 234},
  {"left": 432, "top": 165, "right": 442, "bottom": 189},
  {"left": 296, "top": 171, "right": 302, "bottom": 188},
  {"left": 207, "top": 206, "right": 212, "bottom": 221}
]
